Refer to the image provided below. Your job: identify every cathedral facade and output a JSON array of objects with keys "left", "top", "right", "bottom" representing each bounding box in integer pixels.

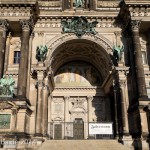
[{"left": 0, "top": 0, "right": 150, "bottom": 149}]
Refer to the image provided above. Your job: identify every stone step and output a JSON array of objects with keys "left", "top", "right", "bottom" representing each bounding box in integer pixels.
[{"left": 38, "top": 140, "right": 133, "bottom": 150}]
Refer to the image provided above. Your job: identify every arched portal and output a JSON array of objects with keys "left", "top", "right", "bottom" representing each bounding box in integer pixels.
[{"left": 47, "top": 36, "right": 115, "bottom": 140}]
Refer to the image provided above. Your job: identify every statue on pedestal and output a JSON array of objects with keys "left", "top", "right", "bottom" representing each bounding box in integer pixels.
[
  {"left": 36, "top": 45, "right": 48, "bottom": 62},
  {"left": 113, "top": 45, "right": 124, "bottom": 62},
  {"left": 0, "top": 75, "right": 15, "bottom": 97}
]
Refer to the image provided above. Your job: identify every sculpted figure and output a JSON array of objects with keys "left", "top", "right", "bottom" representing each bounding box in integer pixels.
[
  {"left": 75, "top": 0, "right": 84, "bottom": 8},
  {"left": 36, "top": 45, "right": 48, "bottom": 62},
  {"left": 113, "top": 45, "right": 124, "bottom": 62},
  {"left": 0, "top": 75, "right": 15, "bottom": 97}
]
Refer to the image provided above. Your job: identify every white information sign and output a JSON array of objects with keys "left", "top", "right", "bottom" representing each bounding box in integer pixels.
[{"left": 89, "top": 123, "right": 113, "bottom": 135}]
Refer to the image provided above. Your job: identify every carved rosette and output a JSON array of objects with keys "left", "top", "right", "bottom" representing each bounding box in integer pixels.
[
  {"left": 0, "top": 19, "right": 9, "bottom": 31},
  {"left": 130, "top": 20, "right": 141, "bottom": 31}
]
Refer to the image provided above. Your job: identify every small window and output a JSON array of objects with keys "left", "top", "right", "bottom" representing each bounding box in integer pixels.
[
  {"left": 141, "top": 51, "right": 147, "bottom": 65},
  {"left": 13, "top": 51, "right": 20, "bottom": 64}
]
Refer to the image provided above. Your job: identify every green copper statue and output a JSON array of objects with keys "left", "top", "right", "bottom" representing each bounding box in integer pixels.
[
  {"left": 75, "top": 0, "right": 84, "bottom": 8},
  {"left": 36, "top": 45, "right": 48, "bottom": 62},
  {"left": 113, "top": 45, "right": 124, "bottom": 62},
  {"left": 0, "top": 75, "right": 15, "bottom": 97},
  {"left": 61, "top": 16, "right": 98, "bottom": 38}
]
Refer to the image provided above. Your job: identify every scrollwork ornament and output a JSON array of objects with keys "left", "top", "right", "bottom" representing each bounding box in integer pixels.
[{"left": 131, "top": 20, "right": 141, "bottom": 31}]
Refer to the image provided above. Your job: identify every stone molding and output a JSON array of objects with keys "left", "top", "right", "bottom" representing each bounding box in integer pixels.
[
  {"left": 0, "top": 6, "right": 32, "bottom": 18},
  {"left": 128, "top": 5, "right": 150, "bottom": 17},
  {"left": 35, "top": 17, "right": 116, "bottom": 28}
]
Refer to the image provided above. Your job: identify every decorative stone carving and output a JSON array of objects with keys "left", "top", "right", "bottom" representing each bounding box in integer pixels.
[
  {"left": 0, "top": 75, "right": 15, "bottom": 97},
  {"left": 131, "top": 20, "right": 141, "bottom": 30},
  {"left": 119, "top": 80, "right": 126, "bottom": 87},
  {"left": 61, "top": 16, "right": 98, "bottom": 38},
  {"left": 0, "top": 19, "right": 9, "bottom": 31},
  {"left": 20, "top": 19, "right": 33, "bottom": 31},
  {"left": 97, "top": 1, "right": 120, "bottom": 8}
]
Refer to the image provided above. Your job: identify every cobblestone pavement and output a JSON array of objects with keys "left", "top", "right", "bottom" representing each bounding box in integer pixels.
[{"left": 38, "top": 140, "right": 133, "bottom": 150}]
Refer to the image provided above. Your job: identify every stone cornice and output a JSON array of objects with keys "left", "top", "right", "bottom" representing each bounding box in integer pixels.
[
  {"left": 0, "top": 0, "right": 36, "bottom": 5},
  {"left": 125, "top": 0, "right": 150, "bottom": 5}
]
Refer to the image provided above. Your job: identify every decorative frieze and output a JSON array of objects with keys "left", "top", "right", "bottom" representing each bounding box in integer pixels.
[
  {"left": 0, "top": 7, "right": 32, "bottom": 17},
  {"left": 129, "top": 5, "right": 150, "bottom": 17},
  {"left": 97, "top": 1, "right": 120, "bottom": 8}
]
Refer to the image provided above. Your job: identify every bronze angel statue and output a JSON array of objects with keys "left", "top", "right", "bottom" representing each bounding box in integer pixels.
[
  {"left": 113, "top": 45, "right": 124, "bottom": 62},
  {"left": 0, "top": 75, "right": 15, "bottom": 97},
  {"left": 36, "top": 45, "right": 48, "bottom": 62}
]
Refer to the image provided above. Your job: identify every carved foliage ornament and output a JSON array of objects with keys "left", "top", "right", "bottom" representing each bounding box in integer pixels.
[{"left": 61, "top": 16, "right": 98, "bottom": 38}]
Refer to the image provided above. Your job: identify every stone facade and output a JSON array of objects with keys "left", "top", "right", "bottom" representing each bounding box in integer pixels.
[{"left": 0, "top": 0, "right": 150, "bottom": 149}]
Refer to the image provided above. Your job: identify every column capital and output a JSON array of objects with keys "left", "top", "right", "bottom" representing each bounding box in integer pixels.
[
  {"left": 119, "top": 80, "right": 126, "bottom": 87},
  {"left": 20, "top": 19, "right": 33, "bottom": 31},
  {"left": 0, "top": 19, "right": 9, "bottom": 31},
  {"left": 37, "top": 80, "right": 44, "bottom": 88},
  {"left": 130, "top": 20, "right": 141, "bottom": 31},
  {"left": 114, "top": 31, "right": 121, "bottom": 37},
  {"left": 64, "top": 96, "right": 70, "bottom": 100},
  {"left": 87, "top": 96, "right": 93, "bottom": 101}
]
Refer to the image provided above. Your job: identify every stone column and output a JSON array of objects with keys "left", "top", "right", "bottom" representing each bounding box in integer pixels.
[
  {"left": 70, "top": 0, "right": 73, "bottom": 9},
  {"left": 119, "top": 80, "right": 130, "bottom": 134},
  {"left": 64, "top": 96, "right": 69, "bottom": 123},
  {"left": 17, "top": 19, "right": 32, "bottom": 97},
  {"left": 131, "top": 20, "right": 147, "bottom": 99},
  {"left": 87, "top": 96, "right": 93, "bottom": 122},
  {"left": 113, "top": 81, "right": 119, "bottom": 136},
  {"left": 42, "top": 78, "right": 49, "bottom": 137},
  {"left": 26, "top": 33, "right": 34, "bottom": 99},
  {"left": 4, "top": 32, "right": 11, "bottom": 74},
  {"left": 0, "top": 20, "right": 8, "bottom": 78},
  {"left": 35, "top": 71, "right": 44, "bottom": 136}
]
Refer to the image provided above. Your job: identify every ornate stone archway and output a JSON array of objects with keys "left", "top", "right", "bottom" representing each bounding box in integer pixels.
[
  {"left": 46, "top": 33, "right": 114, "bottom": 80},
  {"left": 46, "top": 33, "right": 116, "bottom": 140}
]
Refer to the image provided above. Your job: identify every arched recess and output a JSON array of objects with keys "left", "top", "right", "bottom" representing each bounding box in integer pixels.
[
  {"left": 46, "top": 33, "right": 114, "bottom": 80},
  {"left": 46, "top": 34, "right": 116, "bottom": 139}
]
